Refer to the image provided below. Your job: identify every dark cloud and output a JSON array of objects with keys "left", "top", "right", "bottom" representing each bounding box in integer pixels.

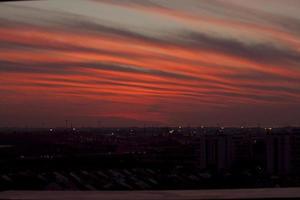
[
  {"left": 0, "top": 60, "right": 196, "bottom": 81},
  {"left": 64, "top": 18, "right": 300, "bottom": 76},
  {"left": 182, "top": 31, "right": 300, "bottom": 68},
  {"left": 1, "top": 0, "right": 300, "bottom": 126}
]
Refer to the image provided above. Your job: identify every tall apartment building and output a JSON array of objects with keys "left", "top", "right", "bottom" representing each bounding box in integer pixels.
[{"left": 194, "top": 128, "right": 299, "bottom": 175}]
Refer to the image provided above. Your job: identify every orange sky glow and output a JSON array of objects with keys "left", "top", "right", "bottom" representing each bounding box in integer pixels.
[{"left": 0, "top": 0, "right": 300, "bottom": 127}]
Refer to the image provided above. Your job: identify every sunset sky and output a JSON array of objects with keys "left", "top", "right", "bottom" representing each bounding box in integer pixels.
[{"left": 1, "top": 0, "right": 300, "bottom": 127}]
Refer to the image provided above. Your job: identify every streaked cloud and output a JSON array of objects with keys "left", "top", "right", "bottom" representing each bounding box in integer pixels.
[{"left": 0, "top": 0, "right": 300, "bottom": 127}]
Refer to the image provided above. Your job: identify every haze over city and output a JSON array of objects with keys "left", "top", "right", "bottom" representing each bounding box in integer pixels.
[{"left": 0, "top": 0, "right": 300, "bottom": 127}]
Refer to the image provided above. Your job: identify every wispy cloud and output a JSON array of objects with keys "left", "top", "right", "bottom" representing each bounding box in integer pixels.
[{"left": 0, "top": 0, "right": 300, "bottom": 127}]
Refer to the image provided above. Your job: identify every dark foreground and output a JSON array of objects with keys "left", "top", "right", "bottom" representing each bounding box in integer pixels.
[
  {"left": 1, "top": 188, "right": 300, "bottom": 200},
  {"left": 1, "top": 127, "right": 300, "bottom": 190}
]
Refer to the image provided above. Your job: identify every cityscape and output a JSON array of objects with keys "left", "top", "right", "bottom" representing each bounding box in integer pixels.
[
  {"left": 0, "top": 126, "right": 300, "bottom": 190},
  {"left": 1, "top": 0, "right": 300, "bottom": 199}
]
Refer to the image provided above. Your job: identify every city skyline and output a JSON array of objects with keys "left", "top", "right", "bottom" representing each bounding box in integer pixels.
[{"left": 1, "top": 0, "right": 300, "bottom": 127}]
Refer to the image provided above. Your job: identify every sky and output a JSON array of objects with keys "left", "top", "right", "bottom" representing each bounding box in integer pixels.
[{"left": 0, "top": 0, "right": 300, "bottom": 127}]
